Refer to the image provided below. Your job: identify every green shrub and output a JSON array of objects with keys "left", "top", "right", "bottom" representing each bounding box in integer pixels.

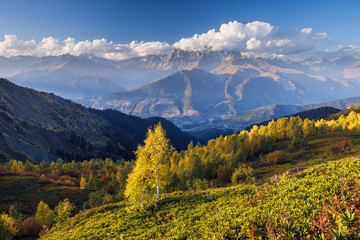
[
  {"left": 192, "top": 178, "right": 209, "bottom": 191},
  {"left": 8, "top": 205, "right": 24, "bottom": 221},
  {"left": 0, "top": 217, "right": 12, "bottom": 240},
  {"left": 231, "top": 164, "right": 255, "bottom": 185},
  {"left": 88, "top": 190, "right": 111, "bottom": 207},
  {"left": 39, "top": 158, "right": 360, "bottom": 239},
  {"left": 290, "top": 137, "right": 306, "bottom": 149}
]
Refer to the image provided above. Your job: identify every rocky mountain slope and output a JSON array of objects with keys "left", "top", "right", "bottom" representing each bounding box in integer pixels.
[
  {"left": 0, "top": 50, "right": 235, "bottom": 98},
  {"left": 79, "top": 55, "right": 359, "bottom": 120}
]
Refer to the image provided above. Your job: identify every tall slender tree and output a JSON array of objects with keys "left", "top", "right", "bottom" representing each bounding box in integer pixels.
[{"left": 125, "top": 123, "right": 172, "bottom": 207}]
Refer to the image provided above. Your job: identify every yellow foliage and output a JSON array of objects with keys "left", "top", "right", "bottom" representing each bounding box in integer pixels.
[
  {"left": 125, "top": 123, "right": 172, "bottom": 207},
  {"left": 1, "top": 213, "right": 18, "bottom": 236}
]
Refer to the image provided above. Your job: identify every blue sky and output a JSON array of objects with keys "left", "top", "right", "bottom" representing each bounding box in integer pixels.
[{"left": 0, "top": 0, "right": 359, "bottom": 59}]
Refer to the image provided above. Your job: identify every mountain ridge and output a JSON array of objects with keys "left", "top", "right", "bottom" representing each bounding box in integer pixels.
[
  {"left": 4, "top": 49, "right": 360, "bottom": 101},
  {"left": 79, "top": 60, "right": 360, "bottom": 123}
]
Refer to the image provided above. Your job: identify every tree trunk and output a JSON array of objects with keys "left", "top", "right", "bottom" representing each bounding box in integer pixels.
[
  {"left": 155, "top": 161, "right": 159, "bottom": 206},
  {"left": 141, "top": 182, "right": 144, "bottom": 208}
]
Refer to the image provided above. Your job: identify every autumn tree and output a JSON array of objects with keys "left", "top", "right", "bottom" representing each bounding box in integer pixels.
[
  {"left": 125, "top": 123, "right": 172, "bottom": 207},
  {"left": 276, "top": 118, "right": 288, "bottom": 140},
  {"left": 114, "top": 161, "right": 133, "bottom": 199},
  {"left": 302, "top": 119, "right": 315, "bottom": 137},
  {"left": 79, "top": 176, "right": 87, "bottom": 189},
  {"left": 55, "top": 199, "right": 75, "bottom": 223},
  {"left": 288, "top": 116, "right": 303, "bottom": 139},
  {"left": 0, "top": 214, "right": 17, "bottom": 238},
  {"left": 35, "top": 201, "right": 55, "bottom": 227},
  {"left": 0, "top": 216, "right": 12, "bottom": 240},
  {"left": 86, "top": 174, "right": 102, "bottom": 191}
]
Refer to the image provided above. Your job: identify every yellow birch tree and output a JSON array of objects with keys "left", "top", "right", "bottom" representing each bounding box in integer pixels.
[{"left": 125, "top": 123, "right": 172, "bottom": 207}]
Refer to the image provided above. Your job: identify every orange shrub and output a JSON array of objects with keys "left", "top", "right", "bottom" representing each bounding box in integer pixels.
[
  {"left": 262, "top": 150, "right": 286, "bottom": 165},
  {"left": 63, "top": 179, "right": 75, "bottom": 186},
  {"left": 217, "top": 164, "right": 233, "bottom": 182},
  {"left": 338, "top": 138, "right": 351, "bottom": 153},
  {"left": 16, "top": 217, "right": 43, "bottom": 238}
]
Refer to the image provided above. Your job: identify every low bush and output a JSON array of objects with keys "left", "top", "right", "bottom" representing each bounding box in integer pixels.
[
  {"left": 231, "top": 163, "right": 255, "bottom": 185},
  {"left": 16, "top": 217, "right": 43, "bottom": 238},
  {"left": 261, "top": 150, "right": 286, "bottom": 165}
]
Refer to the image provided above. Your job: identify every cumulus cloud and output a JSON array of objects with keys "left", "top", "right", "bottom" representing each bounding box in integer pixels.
[
  {"left": 0, "top": 34, "right": 171, "bottom": 60},
  {"left": 0, "top": 21, "right": 328, "bottom": 60},
  {"left": 246, "top": 38, "right": 262, "bottom": 50},
  {"left": 173, "top": 21, "right": 327, "bottom": 57}
]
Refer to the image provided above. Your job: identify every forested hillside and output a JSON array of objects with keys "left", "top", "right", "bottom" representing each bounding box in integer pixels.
[
  {"left": 0, "top": 78, "right": 194, "bottom": 162},
  {"left": 244, "top": 106, "right": 342, "bottom": 130}
]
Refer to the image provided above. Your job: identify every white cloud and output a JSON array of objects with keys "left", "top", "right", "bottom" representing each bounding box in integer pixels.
[
  {"left": 128, "top": 41, "right": 171, "bottom": 56},
  {"left": 0, "top": 35, "right": 37, "bottom": 57},
  {"left": 0, "top": 21, "right": 328, "bottom": 60},
  {"left": 173, "top": 21, "right": 327, "bottom": 57},
  {"left": 0, "top": 34, "right": 171, "bottom": 60},
  {"left": 301, "top": 28, "right": 313, "bottom": 34},
  {"left": 246, "top": 38, "right": 262, "bottom": 50}
]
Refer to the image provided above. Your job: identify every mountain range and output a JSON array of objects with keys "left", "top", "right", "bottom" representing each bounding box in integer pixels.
[
  {"left": 2, "top": 49, "right": 360, "bottom": 131},
  {"left": 0, "top": 50, "right": 232, "bottom": 99},
  {"left": 3, "top": 49, "right": 360, "bottom": 99},
  {"left": 76, "top": 52, "right": 360, "bottom": 128}
]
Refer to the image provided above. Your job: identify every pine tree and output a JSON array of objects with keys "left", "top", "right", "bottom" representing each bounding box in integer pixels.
[{"left": 124, "top": 123, "right": 172, "bottom": 207}]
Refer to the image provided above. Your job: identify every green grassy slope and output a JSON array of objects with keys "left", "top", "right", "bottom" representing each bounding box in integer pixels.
[
  {"left": 42, "top": 157, "right": 360, "bottom": 239},
  {"left": 253, "top": 131, "right": 360, "bottom": 180},
  {"left": 0, "top": 175, "right": 89, "bottom": 216}
]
